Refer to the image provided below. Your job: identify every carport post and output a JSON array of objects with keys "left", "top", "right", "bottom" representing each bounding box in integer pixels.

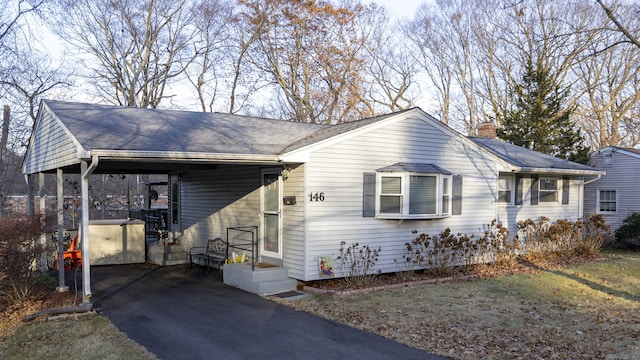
[
  {"left": 38, "top": 173, "right": 47, "bottom": 272},
  {"left": 56, "top": 169, "right": 68, "bottom": 292},
  {"left": 25, "top": 174, "right": 34, "bottom": 216},
  {"left": 80, "top": 157, "right": 99, "bottom": 303}
]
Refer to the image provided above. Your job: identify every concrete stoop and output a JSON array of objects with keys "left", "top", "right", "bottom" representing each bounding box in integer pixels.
[
  {"left": 146, "top": 242, "right": 186, "bottom": 266},
  {"left": 223, "top": 263, "right": 297, "bottom": 296}
]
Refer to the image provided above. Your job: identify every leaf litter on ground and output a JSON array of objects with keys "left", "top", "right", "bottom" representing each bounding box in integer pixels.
[{"left": 271, "top": 251, "right": 640, "bottom": 360}]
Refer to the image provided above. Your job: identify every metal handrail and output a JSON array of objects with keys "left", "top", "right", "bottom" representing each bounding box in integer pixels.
[{"left": 226, "top": 226, "right": 258, "bottom": 271}]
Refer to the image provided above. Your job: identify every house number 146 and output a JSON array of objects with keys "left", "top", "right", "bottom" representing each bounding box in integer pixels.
[{"left": 308, "top": 192, "right": 325, "bottom": 202}]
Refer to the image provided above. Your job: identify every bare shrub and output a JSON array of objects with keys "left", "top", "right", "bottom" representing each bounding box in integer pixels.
[
  {"left": 399, "top": 216, "right": 605, "bottom": 277},
  {"left": 518, "top": 215, "right": 610, "bottom": 260},
  {"left": 402, "top": 228, "right": 473, "bottom": 277},
  {"left": 576, "top": 214, "right": 610, "bottom": 256},
  {"left": 0, "top": 215, "right": 47, "bottom": 303},
  {"left": 478, "top": 220, "right": 519, "bottom": 267},
  {"left": 336, "top": 241, "right": 381, "bottom": 288}
]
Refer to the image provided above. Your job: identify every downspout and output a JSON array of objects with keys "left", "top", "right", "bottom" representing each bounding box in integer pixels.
[
  {"left": 580, "top": 174, "right": 603, "bottom": 219},
  {"left": 81, "top": 156, "right": 99, "bottom": 303},
  {"left": 583, "top": 174, "right": 602, "bottom": 186}
]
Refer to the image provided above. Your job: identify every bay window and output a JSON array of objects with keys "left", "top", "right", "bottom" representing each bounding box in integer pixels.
[{"left": 376, "top": 163, "right": 452, "bottom": 219}]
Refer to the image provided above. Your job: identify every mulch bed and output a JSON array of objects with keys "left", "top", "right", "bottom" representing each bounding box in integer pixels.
[{"left": 300, "top": 254, "right": 602, "bottom": 295}]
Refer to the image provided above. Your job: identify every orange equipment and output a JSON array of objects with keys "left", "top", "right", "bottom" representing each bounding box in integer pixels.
[{"left": 56, "top": 235, "right": 82, "bottom": 270}]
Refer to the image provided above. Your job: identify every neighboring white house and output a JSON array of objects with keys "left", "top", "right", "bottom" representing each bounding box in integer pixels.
[
  {"left": 23, "top": 100, "right": 604, "bottom": 295},
  {"left": 584, "top": 146, "right": 640, "bottom": 232}
]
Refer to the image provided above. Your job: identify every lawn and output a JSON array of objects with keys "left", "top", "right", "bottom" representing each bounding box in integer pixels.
[
  {"left": 273, "top": 250, "right": 640, "bottom": 359},
  {"left": 1, "top": 251, "right": 638, "bottom": 359},
  {"left": 0, "top": 315, "right": 157, "bottom": 360}
]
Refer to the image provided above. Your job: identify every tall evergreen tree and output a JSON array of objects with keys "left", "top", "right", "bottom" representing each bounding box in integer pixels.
[{"left": 497, "top": 57, "right": 590, "bottom": 164}]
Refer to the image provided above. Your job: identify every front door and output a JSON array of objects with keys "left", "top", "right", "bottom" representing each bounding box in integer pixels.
[{"left": 261, "top": 170, "right": 282, "bottom": 259}]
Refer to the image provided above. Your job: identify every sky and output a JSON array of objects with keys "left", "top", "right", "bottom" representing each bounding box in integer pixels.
[{"left": 369, "top": 0, "right": 426, "bottom": 19}]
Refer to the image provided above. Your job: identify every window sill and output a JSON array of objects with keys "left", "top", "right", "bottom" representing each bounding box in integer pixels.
[{"left": 377, "top": 214, "right": 450, "bottom": 220}]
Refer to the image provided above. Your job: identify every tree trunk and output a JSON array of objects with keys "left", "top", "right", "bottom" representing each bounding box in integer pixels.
[
  {"left": 1, "top": 105, "right": 9, "bottom": 164},
  {"left": 0, "top": 105, "right": 9, "bottom": 216}
]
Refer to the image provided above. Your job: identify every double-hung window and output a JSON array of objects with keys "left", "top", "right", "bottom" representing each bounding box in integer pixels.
[
  {"left": 376, "top": 163, "right": 452, "bottom": 219},
  {"left": 380, "top": 176, "right": 403, "bottom": 214},
  {"left": 498, "top": 175, "right": 513, "bottom": 204},
  {"left": 597, "top": 189, "right": 617, "bottom": 213},
  {"left": 539, "top": 178, "right": 559, "bottom": 203}
]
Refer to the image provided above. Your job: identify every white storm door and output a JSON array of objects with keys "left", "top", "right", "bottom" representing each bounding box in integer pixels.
[{"left": 261, "top": 170, "right": 282, "bottom": 259}]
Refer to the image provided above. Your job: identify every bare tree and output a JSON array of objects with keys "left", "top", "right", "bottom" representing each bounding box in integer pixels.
[
  {"left": 406, "top": 0, "right": 485, "bottom": 132},
  {"left": 185, "top": 0, "right": 233, "bottom": 112},
  {"left": 55, "top": 0, "right": 200, "bottom": 108},
  {"left": 574, "top": 21, "right": 640, "bottom": 149},
  {"left": 0, "top": 0, "right": 72, "bottom": 214},
  {"left": 596, "top": 0, "right": 640, "bottom": 49},
  {"left": 406, "top": 0, "right": 601, "bottom": 136},
  {"left": 405, "top": 4, "right": 454, "bottom": 125},
  {"left": 239, "top": 0, "right": 383, "bottom": 124},
  {"left": 364, "top": 13, "right": 417, "bottom": 113}
]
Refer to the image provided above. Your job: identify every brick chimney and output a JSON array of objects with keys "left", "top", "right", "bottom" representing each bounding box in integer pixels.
[{"left": 476, "top": 121, "right": 497, "bottom": 139}]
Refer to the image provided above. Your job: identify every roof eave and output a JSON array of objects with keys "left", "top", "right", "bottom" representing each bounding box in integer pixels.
[
  {"left": 509, "top": 167, "right": 606, "bottom": 176},
  {"left": 89, "top": 149, "right": 281, "bottom": 164}
]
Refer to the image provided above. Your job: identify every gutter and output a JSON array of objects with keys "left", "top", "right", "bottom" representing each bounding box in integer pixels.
[
  {"left": 89, "top": 150, "right": 281, "bottom": 163},
  {"left": 512, "top": 167, "right": 606, "bottom": 176}
]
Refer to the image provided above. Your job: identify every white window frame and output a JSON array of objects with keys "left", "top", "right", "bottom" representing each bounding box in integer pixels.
[
  {"left": 603, "top": 153, "right": 613, "bottom": 167},
  {"left": 377, "top": 172, "right": 451, "bottom": 219},
  {"left": 498, "top": 175, "right": 513, "bottom": 205},
  {"left": 596, "top": 189, "right": 617, "bottom": 214},
  {"left": 538, "top": 177, "right": 559, "bottom": 203}
]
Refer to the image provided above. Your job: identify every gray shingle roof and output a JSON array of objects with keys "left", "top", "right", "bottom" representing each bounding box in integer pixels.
[
  {"left": 45, "top": 100, "right": 330, "bottom": 155},
  {"left": 470, "top": 137, "right": 597, "bottom": 172}
]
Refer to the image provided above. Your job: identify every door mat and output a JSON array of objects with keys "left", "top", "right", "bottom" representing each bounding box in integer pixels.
[
  {"left": 256, "top": 262, "right": 278, "bottom": 268},
  {"left": 273, "top": 291, "right": 306, "bottom": 299}
]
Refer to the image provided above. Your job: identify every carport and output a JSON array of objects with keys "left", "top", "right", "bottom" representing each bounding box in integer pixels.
[{"left": 23, "top": 100, "right": 319, "bottom": 302}]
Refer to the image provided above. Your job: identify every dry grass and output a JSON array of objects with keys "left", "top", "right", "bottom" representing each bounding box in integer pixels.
[
  {"left": 0, "top": 278, "right": 156, "bottom": 360},
  {"left": 0, "top": 315, "right": 157, "bottom": 360},
  {"left": 272, "top": 250, "right": 640, "bottom": 359},
  {"left": 1, "top": 251, "right": 637, "bottom": 359}
]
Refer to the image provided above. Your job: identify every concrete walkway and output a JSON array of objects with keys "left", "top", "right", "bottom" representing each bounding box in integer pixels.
[{"left": 84, "top": 264, "right": 449, "bottom": 360}]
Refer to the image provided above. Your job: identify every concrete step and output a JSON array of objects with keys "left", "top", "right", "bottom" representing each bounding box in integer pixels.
[
  {"left": 163, "top": 258, "right": 185, "bottom": 266},
  {"left": 254, "top": 278, "right": 298, "bottom": 296},
  {"left": 223, "top": 263, "right": 297, "bottom": 296},
  {"left": 146, "top": 242, "right": 186, "bottom": 266}
]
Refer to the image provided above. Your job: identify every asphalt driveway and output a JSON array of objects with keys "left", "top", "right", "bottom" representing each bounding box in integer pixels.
[{"left": 84, "top": 264, "right": 448, "bottom": 360}]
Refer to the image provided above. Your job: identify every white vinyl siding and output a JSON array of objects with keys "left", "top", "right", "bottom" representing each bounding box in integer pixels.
[
  {"left": 496, "top": 176, "right": 580, "bottom": 229},
  {"left": 23, "top": 109, "right": 80, "bottom": 174},
  {"left": 281, "top": 164, "right": 305, "bottom": 279},
  {"left": 584, "top": 148, "right": 640, "bottom": 231},
  {"left": 180, "top": 166, "right": 261, "bottom": 250},
  {"left": 301, "top": 114, "right": 498, "bottom": 281},
  {"left": 178, "top": 164, "right": 307, "bottom": 280}
]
